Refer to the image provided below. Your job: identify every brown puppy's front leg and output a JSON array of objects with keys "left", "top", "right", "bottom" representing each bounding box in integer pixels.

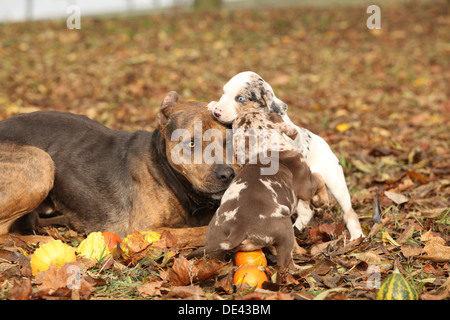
[{"left": 274, "top": 220, "right": 299, "bottom": 271}]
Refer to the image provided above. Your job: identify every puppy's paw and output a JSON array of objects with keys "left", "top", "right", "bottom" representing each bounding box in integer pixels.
[{"left": 312, "top": 191, "right": 329, "bottom": 208}]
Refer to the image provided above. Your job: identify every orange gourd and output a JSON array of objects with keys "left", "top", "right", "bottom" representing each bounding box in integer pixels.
[
  {"left": 234, "top": 250, "right": 267, "bottom": 267},
  {"left": 102, "top": 231, "right": 122, "bottom": 251},
  {"left": 233, "top": 265, "right": 268, "bottom": 289}
]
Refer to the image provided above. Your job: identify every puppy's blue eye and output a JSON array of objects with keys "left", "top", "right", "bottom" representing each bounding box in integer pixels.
[{"left": 237, "top": 96, "right": 246, "bottom": 103}]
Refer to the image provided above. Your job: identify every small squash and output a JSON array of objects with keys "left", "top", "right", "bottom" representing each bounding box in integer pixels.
[
  {"left": 102, "top": 231, "right": 122, "bottom": 252},
  {"left": 376, "top": 269, "right": 418, "bottom": 300},
  {"left": 233, "top": 265, "right": 268, "bottom": 289},
  {"left": 30, "top": 240, "right": 76, "bottom": 276},
  {"left": 234, "top": 250, "right": 267, "bottom": 267},
  {"left": 76, "top": 232, "right": 111, "bottom": 261}
]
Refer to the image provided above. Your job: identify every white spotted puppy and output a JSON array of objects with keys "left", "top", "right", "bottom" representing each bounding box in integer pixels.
[
  {"left": 198, "top": 110, "right": 328, "bottom": 270},
  {"left": 208, "top": 71, "right": 364, "bottom": 240}
]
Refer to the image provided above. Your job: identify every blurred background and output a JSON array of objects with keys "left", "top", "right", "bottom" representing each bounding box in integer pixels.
[
  {"left": 0, "top": 0, "right": 448, "bottom": 233},
  {"left": 0, "top": 0, "right": 448, "bottom": 154}
]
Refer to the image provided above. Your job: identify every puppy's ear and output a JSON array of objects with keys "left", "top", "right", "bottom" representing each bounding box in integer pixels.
[
  {"left": 159, "top": 91, "right": 179, "bottom": 126},
  {"left": 259, "top": 80, "right": 288, "bottom": 115},
  {"left": 267, "top": 113, "right": 298, "bottom": 140}
]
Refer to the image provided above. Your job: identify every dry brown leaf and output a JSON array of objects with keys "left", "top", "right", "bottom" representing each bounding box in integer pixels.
[
  {"left": 420, "top": 277, "right": 450, "bottom": 300},
  {"left": 169, "top": 285, "right": 205, "bottom": 299},
  {"left": 6, "top": 276, "right": 32, "bottom": 300},
  {"left": 35, "top": 261, "right": 95, "bottom": 300},
  {"left": 384, "top": 191, "right": 409, "bottom": 205},
  {"left": 419, "top": 230, "right": 450, "bottom": 262},
  {"left": 401, "top": 245, "right": 423, "bottom": 258},
  {"left": 397, "top": 224, "right": 415, "bottom": 244},
  {"left": 123, "top": 231, "right": 151, "bottom": 253},
  {"left": 137, "top": 280, "right": 168, "bottom": 297},
  {"left": 164, "top": 256, "right": 226, "bottom": 286},
  {"left": 319, "top": 223, "right": 336, "bottom": 236},
  {"left": 310, "top": 242, "right": 330, "bottom": 256}
]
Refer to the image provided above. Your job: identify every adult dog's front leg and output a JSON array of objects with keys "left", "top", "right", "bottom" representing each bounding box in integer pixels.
[{"left": 0, "top": 143, "right": 55, "bottom": 235}]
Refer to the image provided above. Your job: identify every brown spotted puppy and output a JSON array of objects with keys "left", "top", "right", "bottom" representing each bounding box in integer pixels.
[
  {"left": 208, "top": 71, "right": 364, "bottom": 241},
  {"left": 201, "top": 110, "right": 328, "bottom": 270}
]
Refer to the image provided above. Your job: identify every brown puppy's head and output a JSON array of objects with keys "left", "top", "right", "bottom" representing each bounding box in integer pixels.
[
  {"left": 159, "top": 91, "right": 235, "bottom": 196},
  {"left": 232, "top": 110, "right": 298, "bottom": 166}
]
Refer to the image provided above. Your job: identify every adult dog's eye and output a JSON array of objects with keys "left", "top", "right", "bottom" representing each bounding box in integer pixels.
[
  {"left": 187, "top": 140, "right": 195, "bottom": 148},
  {"left": 236, "top": 96, "right": 246, "bottom": 103}
]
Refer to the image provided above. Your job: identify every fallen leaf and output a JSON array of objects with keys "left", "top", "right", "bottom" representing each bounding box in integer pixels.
[
  {"left": 421, "top": 208, "right": 447, "bottom": 218},
  {"left": 352, "top": 159, "right": 374, "bottom": 173},
  {"left": 382, "top": 231, "right": 400, "bottom": 247},
  {"left": 420, "top": 277, "right": 450, "bottom": 300},
  {"left": 6, "top": 277, "right": 32, "bottom": 300},
  {"left": 384, "top": 191, "right": 409, "bottom": 205},
  {"left": 406, "top": 170, "right": 429, "bottom": 184},
  {"left": 350, "top": 251, "right": 382, "bottom": 264},
  {"left": 164, "top": 256, "right": 226, "bottom": 286},
  {"left": 35, "top": 262, "right": 95, "bottom": 300},
  {"left": 310, "top": 241, "right": 330, "bottom": 256},
  {"left": 401, "top": 245, "right": 423, "bottom": 258},
  {"left": 319, "top": 223, "right": 336, "bottom": 236},
  {"left": 169, "top": 285, "right": 205, "bottom": 299},
  {"left": 336, "top": 123, "right": 350, "bottom": 132},
  {"left": 397, "top": 224, "right": 415, "bottom": 244},
  {"left": 313, "top": 287, "right": 347, "bottom": 300},
  {"left": 419, "top": 230, "right": 450, "bottom": 262},
  {"left": 137, "top": 280, "right": 168, "bottom": 297}
]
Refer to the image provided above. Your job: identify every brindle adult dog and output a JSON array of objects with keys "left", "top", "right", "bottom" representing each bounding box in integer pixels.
[{"left": 0, "top": 92, "right": 235, "bottom": 239}]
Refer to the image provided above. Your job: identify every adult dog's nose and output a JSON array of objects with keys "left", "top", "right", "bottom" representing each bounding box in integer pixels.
[{"left": 215, "top": 166, "right": 235, "bottom": 183}]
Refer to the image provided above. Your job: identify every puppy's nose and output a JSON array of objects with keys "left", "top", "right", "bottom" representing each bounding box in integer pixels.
[
  {"left": 212, "top": 108, "right": 222, "bottom": 118},
  {"left": 215, "top": 166, "right": 235, "bottom": 183}
]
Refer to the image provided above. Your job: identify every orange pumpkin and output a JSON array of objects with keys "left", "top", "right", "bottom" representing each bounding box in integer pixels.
[
  {"left": 234, "top": 250, "right": 267, "bottom": 267},
  {"left": 233, "top": 265, "right": 268, "bottom": 289},
  {"left": 102, "top": 232, "right": 122, "bottom": 251}
]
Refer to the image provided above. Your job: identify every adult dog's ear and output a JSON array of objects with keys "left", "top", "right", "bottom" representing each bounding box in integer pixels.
[{"left": 159, "top": 91, "right": 179, "bottom": 126}]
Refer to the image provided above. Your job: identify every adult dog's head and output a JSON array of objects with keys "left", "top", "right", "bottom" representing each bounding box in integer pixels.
[
  {"left": 208, "top": 71, "right": 288, "bottom": 124},
  {"left": 159, "top": 91, "right": 235, "bottom": 197}
]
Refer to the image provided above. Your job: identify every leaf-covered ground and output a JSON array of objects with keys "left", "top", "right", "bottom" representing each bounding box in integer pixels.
[{"left": 0, "top": 0, "right": 449, "bottom": 300}]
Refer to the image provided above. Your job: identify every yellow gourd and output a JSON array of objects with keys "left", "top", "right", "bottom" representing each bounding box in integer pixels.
[
  {"left": 76, "top": 231, "right": 111, "bottom": 261},
  {"left": 30, "top": 240, "right": 76, "bottom": 276}
]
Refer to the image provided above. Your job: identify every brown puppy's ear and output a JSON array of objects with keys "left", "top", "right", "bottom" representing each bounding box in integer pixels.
[
  {"left": 159, "top": 91, "right": 179, "bottom": 126},
  {"left": 267, "top": 113, "right": 298, "bottom": 140}
]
